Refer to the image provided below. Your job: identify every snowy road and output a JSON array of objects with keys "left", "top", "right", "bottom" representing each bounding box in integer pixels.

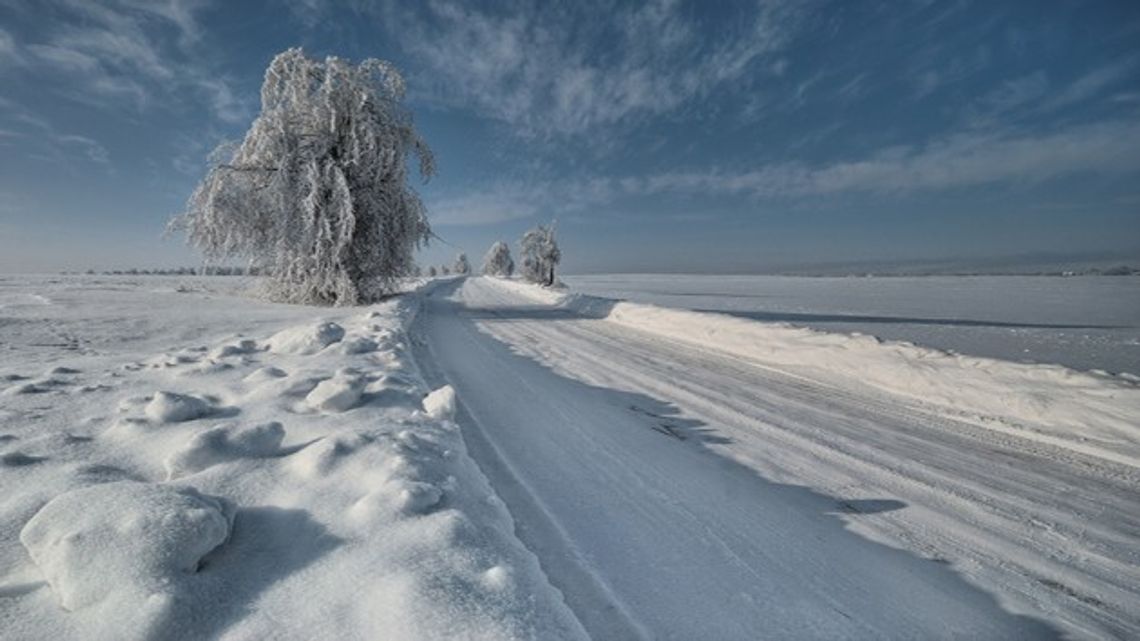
[{"left": 413, "top": 277, "right": 1140, "bottom": 640}]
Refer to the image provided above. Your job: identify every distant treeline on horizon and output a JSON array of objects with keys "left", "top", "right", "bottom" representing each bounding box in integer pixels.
[{"left": 61, "top": 265, "right": 1140, "bottom": 278}]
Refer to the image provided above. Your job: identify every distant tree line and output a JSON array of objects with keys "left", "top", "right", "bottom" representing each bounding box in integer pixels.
[{"left": 68, "top": 266, "right": 260, "bottom": 276}]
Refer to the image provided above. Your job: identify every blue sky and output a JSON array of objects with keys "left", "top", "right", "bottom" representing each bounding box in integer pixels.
[{"left": 1, "top": 0, "right": 1138, "bottom": 273}]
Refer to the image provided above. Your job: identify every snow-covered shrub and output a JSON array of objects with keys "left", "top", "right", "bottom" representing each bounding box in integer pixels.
[
  {"left": 427, "top": 265, "right": 438, "bottom": 277},
  {"left": 171, "top": 48, "right": 434, "bottom": 305},
  {"left": 482, "top": 241, "right": 514, "bottom": 277},
  {"left": 441, "top": 265, "right": 451, "bottom": 275},
  {"left": 453, "top": 253, "right": 471, "bottom": 275},
  {"left": 519, "top": 223, "right": 561, "bottom": 286}
]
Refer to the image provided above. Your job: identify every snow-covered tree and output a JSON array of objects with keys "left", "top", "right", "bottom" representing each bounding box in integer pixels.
[
  {"left": 519, "top": 223, "right": 561, "bottom": 286},
  {"left": 482, "top": 241, "right": 514, "bottom": 277},
  {"left": 171, "top": 48, "right": 434, "bottom": 305},
  {"left": 453, "top": 253, "right": 471, "bottom": 275},
  {"left": 441, "top": 265, "right": 451, "bottom": 275},
  {"left": 427, "top": 265, "right": 438, "bottom": 277}
]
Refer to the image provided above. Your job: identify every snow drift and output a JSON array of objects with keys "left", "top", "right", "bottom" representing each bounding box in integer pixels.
[
  {"left": 1, "top": 278, "right": 586, "bottom": 641},
  {"left": 483, "top": 277, "right": 1140, "bottom": 465}
]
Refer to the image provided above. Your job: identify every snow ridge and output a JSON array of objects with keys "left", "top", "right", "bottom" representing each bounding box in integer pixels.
[{"left": 483, "top": 277, "right": 1140, "bottom": 466}]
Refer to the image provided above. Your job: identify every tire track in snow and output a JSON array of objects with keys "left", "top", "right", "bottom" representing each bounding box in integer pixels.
[
  {"left": 456, "top": 276, "right": 1140, "bottom": 640},
  {"left": 414, "top": 278, "right": 1064, "bottom": 640}
]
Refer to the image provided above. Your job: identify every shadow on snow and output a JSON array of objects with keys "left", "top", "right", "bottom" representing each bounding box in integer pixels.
[{"left": 412, "top": 278, "right": 1062, "bottom": 639}]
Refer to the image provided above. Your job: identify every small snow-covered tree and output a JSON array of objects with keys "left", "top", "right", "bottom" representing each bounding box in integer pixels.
[
  {"left": 482, "top": 240, "right": 514, "bottom": 277},
  {"left": 427, "top": 265, "right": 438, "bottom": 277},
  {"left": 171, "top": 48, "right": 434, "bottom": 305},
  {"left": 453, "top": 253, "right": 471, "bottom": 275},
  {"left": 441, "top": 265, "right": 451, "bottom": 275},
  {"left": 519, "top": 223, "right": 561, "bottom": 286}
]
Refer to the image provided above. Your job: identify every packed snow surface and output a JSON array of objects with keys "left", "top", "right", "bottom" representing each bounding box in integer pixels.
[
  {"left": 413, "top": 276, "right": 1139, "bottom": 640},
  {"left": 3, "top": 273, "right": 1139, "bottom": 640},
  {"left": 563, "top": 273, "right": 1140, "bottom": 375}
]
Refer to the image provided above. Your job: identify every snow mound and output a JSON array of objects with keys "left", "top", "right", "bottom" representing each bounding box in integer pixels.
[
  {"left": 145, "top": 391, "right": 213, "bottom": 423},
  {"left": 165, "top": 422, "right": 286, "bottom": 479},
  {"left": 20, "top": 481, "right": 234, "bottom": 611},
  {"left": 423, "top": 385, "right": 456, "bottom": 420},
  {"left": 337, "top": 335, "right": 379, "bottom": 354},
  {"left": 350, "top": 480, "right": 444, "bottom": 523},
  {"left": 208, "top": 339, "right": 259, "bottom": 359},
  {"left": 306, "top": 372, "right": 365, "bottom": 412},
  {"left": 266, "top": 322, "right": 345, "bottom": 355},
  {"left": 244, "top": 366, "right": 287, "bottom": 383}
]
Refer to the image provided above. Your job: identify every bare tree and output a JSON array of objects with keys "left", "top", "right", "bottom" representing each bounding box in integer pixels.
[
  {"left": 482, "top": 241, "right": 514, "bottom": 277},
  {"left": 171, "top": 48, "right": 434, "bottom": 305},
  {"left": 519, "top": 223, "right": 561, "bottom": 286}
]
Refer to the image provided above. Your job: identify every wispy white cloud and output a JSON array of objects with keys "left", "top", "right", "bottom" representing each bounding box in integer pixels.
[
  {"left": 435, "top": 118, "right": 1140, "bottom": 224},
  {"left": 56, "top": 134, "right": 111, "bottom": 164},
  {"left": 4, "top": 0, "right": 248, "bottom": 123},
  {"left": 908, "top": 41, "right": 993, "bottom": 100},
  {"left": 0, "top": 26, "right": 21, "bottom": 64},
  {"left": 377, "top": 0, "right": 806, "bottom": 137},
  {"left": 967, "top": 71, "right": 1049, "bottom": 120},
  {"left": 0, "top": 103, "right": 111, "bottom": 166},
  {"left": 1044, "top": 57, "right": 1140, "bottom": 110},
  {"left": 636, "top": 119, "right": 1140, "bottom": 198},
  {"left": 429, "top": 189, "right": 541, "bottom": 226}
]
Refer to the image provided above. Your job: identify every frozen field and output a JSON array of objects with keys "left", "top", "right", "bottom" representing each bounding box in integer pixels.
[
  {"left": 563, "top": 274, "right": 1140, "bottom": 376},
  {"left": 3, "top": 274, "right": 1139, "bottom": 640}
]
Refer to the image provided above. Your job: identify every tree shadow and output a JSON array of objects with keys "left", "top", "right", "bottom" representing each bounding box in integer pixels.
[
  {"left": 156, "top": 506, "right": 344, "bottom": 641},
  {"left": 414, "top": 278, "right": 1064, "bottom": 639}
]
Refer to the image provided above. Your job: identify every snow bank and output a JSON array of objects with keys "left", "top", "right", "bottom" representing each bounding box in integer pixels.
[
  {"left": 485, "top": 277, "right": 1140, "bottom": 464},
  {"left": 1, "top": 285, "right": 586, "bottom": 641},
  {"left": 20, "top": 481, "right": 234, "bottom": 610}
]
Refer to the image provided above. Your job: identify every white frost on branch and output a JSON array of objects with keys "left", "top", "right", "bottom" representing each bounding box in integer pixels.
[
  {"left": 519, "top": 223, "right": 561, "bottom": 286},
  {"left": 171, "top": 48, "right": 434, "bottom": 305},
  {"left": 453, "top": 253, "right": 471, "bottom": 275},
  {"left": 481, "top": 241, "right": 514, "bottom": 277}
]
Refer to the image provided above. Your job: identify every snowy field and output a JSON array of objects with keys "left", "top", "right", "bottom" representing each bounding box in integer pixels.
[
  {"left": 2, "top": 273, "right": 1139, "bottom": 640},
  {"left": 0, "top": 275, "right": 585, "bottom": 640},
  {"left": 563, "top": 274, "right": 1140, "bottom": 376}
]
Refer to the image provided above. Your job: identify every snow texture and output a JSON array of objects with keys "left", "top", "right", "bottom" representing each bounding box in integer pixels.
[
  {"left": 415, "top": 276, "right": 1140, "bottom": 640},
  {"left": 489, "top": 277, "right": 1140, "bottom": 464},
  {"left": 0, "top": 274, "right": 586, "bottom": 641},
  {"left": 145, "top": 391, "right": 213, "bottom": 423},
  {"left": 20, "top": 481, "right": 234, "bottom": 611},
  {"left": 422, "top": 385, "right": 457, "bottom": 421},
  {"left": 165, "top": 422, "right": 285, "bottom": 479},
  {"left": 266, "top": 321, "right": 345, "bottom": 355}
]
